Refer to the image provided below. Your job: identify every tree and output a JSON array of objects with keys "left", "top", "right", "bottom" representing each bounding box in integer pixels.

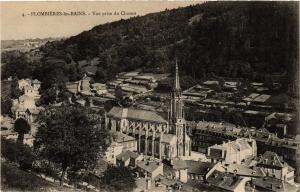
[
  {"left": 94, "top": 67, "right": 107, "bottom": 83},
  {"left": 10, "top": 77, "right": 22, "bottom": 99},
  {"left": 101, "top": 166, "right": 136, "bottom": 192},
  {"left": 14, "top": 118, "right": 31, "bottom": 144},
  {"left": 35, "top": 105, "right": 111, "bottom": 186},
  {"left": 1, "top": 98, "right": 12, "bottom": 116},
  {"left": 1, "top": 138, "right": 35, "bottom": 170},
  {"left": 115, "top": 85, "right": 123, "bottom": 102}
]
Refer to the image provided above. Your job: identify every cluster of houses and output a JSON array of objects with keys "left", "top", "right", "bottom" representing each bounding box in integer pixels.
[
  {"left": 11, "top": 78, "right": 43, "bottom": 123},
  {"left": 107, "top": 71, "right": 158, "bottom": 96},
  {"left": 1, "top": 78, "right": 43, "bottom": 146},
  {"left": 100, "top": 132, "right": 299, "bottom": 191},
  {"left": 66, "top": 72, "right": 158, "bottom": 99},
  {"left": 95, "top": 65, "right": 300, "bottom": 191},
  {"left": 182, "top": 79, "right": 297, "bottom": 138},
  {"left": 191, "top": 120, "right": 300, "bottom": 180}
]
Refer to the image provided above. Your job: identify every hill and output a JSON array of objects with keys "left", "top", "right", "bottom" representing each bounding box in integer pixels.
[{"left": 1, "top": 2, "right": 299, "bottom": 90}]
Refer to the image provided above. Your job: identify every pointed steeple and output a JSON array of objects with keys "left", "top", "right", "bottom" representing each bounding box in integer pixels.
[{"left": 174, "top": 59, "right": 181, "bottom": 91}]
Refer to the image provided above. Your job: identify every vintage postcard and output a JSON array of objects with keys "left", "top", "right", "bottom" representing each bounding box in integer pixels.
[{"left": 1, "top": 1, "right": 299, "bottom": 191}]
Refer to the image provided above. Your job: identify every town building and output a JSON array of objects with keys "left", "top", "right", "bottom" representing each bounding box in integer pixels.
[
  {"left": 191, "top": 122, "right": 299, "bottom": 183},
  {"left": 206, "top": 169, "right": 251, "bottom": 192},
  {"left": 186, "top": 161, "right": 215, "bottom": 181},
  {"left": 207, "top": 138, "right": 257, "bottom": 164},
  {"left": 256, "top": 151, "right": 294, "bottom": 183},
  {"left": 104, "top": 142, "right": 123, "bottom": 165},
  {"left": 11, "top": 95, "right": 43, "bottom": 124},
  {"left": 91, "top": 83, "right": 108, "bottom": 95},
  {"left": 295, "top": 134, "right": 300, "bottom": 183},
  {"left": 251, "top": 176, "right": 299, "bottom": 192},
  {"left": 104, "top": 132, "right": 137, "bottom": 164},
  {"left": 113, "top": 132, "right": 137, "bottom": 151},
  {"left": 116, "top": 150, "right": 143, "bottom": 167},
  {"left": 136, "top": 159, "right": 164, "bottom": 179}
]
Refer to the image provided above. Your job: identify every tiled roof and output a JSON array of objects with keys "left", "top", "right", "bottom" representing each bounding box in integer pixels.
[
  {"left": 172, "top": 160, "right": 188, "bottom": 170},
  {"left": 114, "top": 132, "right": 136, "bottom": 143},
  {"left": 252, "top": 176, "right": 299, "bottom": 192},
  {"left": 210, "top": 138, "right": 252, "bottom": 153},
  {"left": 252, "top": 94, "right": 271, "bottom": 103},
  {"left": 107, "top": 107, "right": 167, "bottom": 123},
  {"left": 207, "top": 170, "right": 244, "bottom": 191},
  {"left": 257, "top": 151, "right": 292, "bottom": 169},
  {"left": 136, "top": 160, "right": 161, "bottom": 174},
  {"left": 116, "top": 150, "right": 140, "bottom": 161},
  {"left": 186, "top": 161, "right": 215, "bottom": 175},
  {"left": 219, "top": 163, "right": 265, "bottom": 177}
]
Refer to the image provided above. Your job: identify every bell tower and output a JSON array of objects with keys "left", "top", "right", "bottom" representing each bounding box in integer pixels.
[{"left": 169, "top": 60, "right": 190, "bottom": 157}]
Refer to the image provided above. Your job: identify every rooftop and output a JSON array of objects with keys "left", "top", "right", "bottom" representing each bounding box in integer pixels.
[
  {"left": 107, "top": 107, "right": 167, "bottom": 124},
  {"left": 207, "top": 170, "right": 244, "bottom": 191},
  {"left": 257, "top": 151, "right": 293, "bottom": 170},
  {"left": 116, "top": 150, "right": 141, "bottom": 162},
  {"left": 136, "top": 160, "right": 162, "bottom": 174},
  {"left": 252, "top": 176, "right": 299, "bottom": 192},
  {"left": 186, "top": 161, "right": 215, "bottom": 175}
]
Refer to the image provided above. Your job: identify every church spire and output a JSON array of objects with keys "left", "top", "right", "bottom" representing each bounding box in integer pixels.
[{"left": 174, "top": 59, "right": 181, "bottom": 91}]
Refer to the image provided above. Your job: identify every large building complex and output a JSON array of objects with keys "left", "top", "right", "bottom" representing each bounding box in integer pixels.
[{"left": 106, "top": 62, "right": 191, "bottom": 160}]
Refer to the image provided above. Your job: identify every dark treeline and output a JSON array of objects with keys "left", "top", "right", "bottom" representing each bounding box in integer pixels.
[{"left": 2, "top": 2, "right": 299, "bottom": 90}]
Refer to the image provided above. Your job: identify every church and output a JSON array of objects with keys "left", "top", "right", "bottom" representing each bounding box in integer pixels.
[{"left": 106, "top": 62, "right": 191, "bottom": 160}]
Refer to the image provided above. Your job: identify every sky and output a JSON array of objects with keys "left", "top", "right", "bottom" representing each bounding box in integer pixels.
[{"left": 1, "top": 1, "right": 202, "bottom": 40}]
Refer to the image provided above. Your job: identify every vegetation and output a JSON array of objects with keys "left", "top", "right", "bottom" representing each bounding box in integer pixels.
[
  {"left": 1, "top": 2, "right": 298, "bottom": 94},
  {"left": 101, "top": 166, "right": 136, "bottom": 192},
  {"left": 1, "top": 161, "right": 72, "bottom": 191},
  {"left": 35, "top": 105, "right": 111, "bottom": 185},
  {"left": 14, "top": 118, "right": 31, "bottom": 143},
  {"left": 1, "top": 138, "right": 36, "bottom": 170},
  {"left": 1, "top": 98, "right": 12, "bottom": 116},
  {"left": 1, "top": 161, "right": 50, "bottom": 191}
]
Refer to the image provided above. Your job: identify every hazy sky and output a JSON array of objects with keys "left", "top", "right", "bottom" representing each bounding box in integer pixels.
[{"left": 1, "top": 1, "right": 201, "bottom": 40}]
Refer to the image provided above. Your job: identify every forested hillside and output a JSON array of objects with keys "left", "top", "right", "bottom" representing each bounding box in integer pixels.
[{"left": 2, "top": 1, "right": 299, "bottom": 90}]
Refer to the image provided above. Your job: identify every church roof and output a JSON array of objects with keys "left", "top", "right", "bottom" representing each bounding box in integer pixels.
[{"left": 107, "top": 107, "right": 167, "bottom": 123}]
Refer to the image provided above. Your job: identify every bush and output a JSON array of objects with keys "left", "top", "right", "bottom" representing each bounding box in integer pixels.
[{"left": 1, "top": 161, "right": 52, "bottom": 191}]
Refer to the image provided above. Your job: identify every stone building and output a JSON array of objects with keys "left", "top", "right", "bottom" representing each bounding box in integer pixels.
[
  {"left": 207, "top": 138, "right": 257, "bottom": 164},
  {"left": 106, "top": 62, "right": 191, "bottom": 160},
  {"left": 256, "top": 151, "right": 294, "bottom": 183}
]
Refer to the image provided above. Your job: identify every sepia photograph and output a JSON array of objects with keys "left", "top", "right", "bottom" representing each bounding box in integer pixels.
[{"left": 0, "top": 1, "right": 299, "bottom": 191}]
